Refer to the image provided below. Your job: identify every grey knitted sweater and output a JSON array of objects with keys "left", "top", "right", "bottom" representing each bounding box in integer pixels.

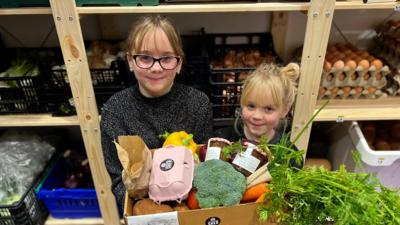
[{"left": 100, "top": 83, "right": 213, "bottom": 208}]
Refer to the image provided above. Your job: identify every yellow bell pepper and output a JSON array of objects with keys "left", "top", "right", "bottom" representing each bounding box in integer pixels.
[{"left": 160, "top": 131, "right": 197, "bottom": 154}]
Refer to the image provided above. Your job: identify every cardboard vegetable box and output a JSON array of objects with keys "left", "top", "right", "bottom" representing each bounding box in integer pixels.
[
  {"left": 124, "top": 193, "right": 275, "bottom": 225},
  {"left": 118, "top": 136, "right": 275, "bottom": 225}
]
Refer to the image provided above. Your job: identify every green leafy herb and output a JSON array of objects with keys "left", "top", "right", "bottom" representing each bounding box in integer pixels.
[
  {"left": 222, "top": 141, "right": 244, "bottom": 159},
  {"left": 257, "top": 101, "right": 400, "bottom": 225}
]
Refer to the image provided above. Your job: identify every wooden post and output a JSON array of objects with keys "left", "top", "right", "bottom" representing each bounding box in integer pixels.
[
  {"left": 49, "top": 0, "right": 120, "bottom": 224},
  {"left": 290, "top": 0, "right": 336, "bottom": 152},
  {"left": 271, "top": 11, "right": 288, "bottom": 62}
]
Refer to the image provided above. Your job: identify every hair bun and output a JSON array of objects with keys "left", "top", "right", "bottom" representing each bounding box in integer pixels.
[{"left": 281, "top": 63, "right": 300, "bottom": 81}]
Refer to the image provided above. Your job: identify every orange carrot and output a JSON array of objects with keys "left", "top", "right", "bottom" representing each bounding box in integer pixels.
[
  {"left": 187, "top": 189, "right": 200, "bottom": 209},
  {"left": 255, "top": 193, "right": 266, "bottom": 203},
  {"left": 241, "top": 182, "right": 270, "bottom": 203}
]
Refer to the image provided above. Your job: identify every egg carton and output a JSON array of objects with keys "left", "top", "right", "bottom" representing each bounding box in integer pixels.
[
  {"left": 321, "top": 61, "right": 390, "bottom": 89},
  {"left": 318, "top": 86, "right": 387, "bottom": 100}
]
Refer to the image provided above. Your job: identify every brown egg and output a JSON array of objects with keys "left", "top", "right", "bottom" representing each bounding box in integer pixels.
[
  {"left": 345, "top": 60, "right": 357, "bottom": 70},
  {"left": 390, "top": 141, "right": 400, "bottom": 150},
  {"left": 355, "top": 86, "right": 363, "bottom": 93},
  {"left": 349, "top": 53, "right": 358, "bottom": 59},
  {"left": 350, "top": 73, "right": 358, "bottom": 80},
  {"left": 374, "top": 140, "right": 391, "bottom": 150},
  {"left": 362, "top": 123, "right": 376, "bottom": 141},
  {"left": 344, "top": 49, "right": 353, "bottom": 56},
  {"left": 367, "top": 87, "right": 377, "bottom": 94},
  {"left": 326, "top": 74, "right": 334, "bottom": 82},
  {"left": 326, "top": 55, "right": 335, "bottom": 64},
  {"left": 358, "top": 59, "right": 370, "bottom": 70},
  {"left": 367, "top": 55, "right": 376, "bottom": 62},
  {"left": 319, "top": 87, "right": 327, "bottom": 96},
  {"left": 354, "top": 57, "right": 363, "bottom": 64},
  {"left": 342, "top": 86, "right": 352, "bottom": 94},
  {"left": 323, "top": 61, "right": 332, "bottom": 72},
  {"left": 327, "top": 45, "right": 337, "bottom": 53},
  {"left": 338, "top": 73, "right": 346, "bottom": 81},
  {"left": 371, "top": 59, "right": 383, "bottom": 70},
  {"left": 333, "top": 60, "right": 345, "bottom": 70},
  {"left": 375, "top": 73, "right": 383, "bottom": 80},
  {"left": 330, "top": 87, "right": 338, "bottom": 95},
  {"left": 345, "top": 43, "right": 357, "bottom": 51},
  {"left": 355, "top": 50, "right": 364, "bottom": 56},
  {"left": 337, "top": 53, "right": 346, "bottom": 60},
  {"left": 359, "top": 51, "right": 370, "bottom": 58},
  {"left": 391, "top": 123, "right": 400, "bottom": 139},
  {"left": 363, "top": 73, "right": 371, "bottom": 81},
  {"left": 335, "top": 43, "right": 347, "bottom": 51}
]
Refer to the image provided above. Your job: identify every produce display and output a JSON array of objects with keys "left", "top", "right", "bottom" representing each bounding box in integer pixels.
[
  {"left": 0, "top": 131, "right": 55, "bottom": 205},
  {"left": 61, "top": 149, "right": 94, "bottom": 189},
  {"left": 50, "top": 40, "right": 126, "bottom": 89},
  {"left": 124, "top": 133, "right": 271, "bottom": 216},
  {"left": 319, "top": 42, "right": 390, "bottom": 99}
]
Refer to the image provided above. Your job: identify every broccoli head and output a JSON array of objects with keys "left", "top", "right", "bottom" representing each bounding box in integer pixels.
[{"left": 193, "top": 159, "right": 246, "bottom": 208}]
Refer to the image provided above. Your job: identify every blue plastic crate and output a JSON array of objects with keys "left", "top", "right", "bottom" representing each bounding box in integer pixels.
[{"left": 37, "top": 158, "right": 101, "bottom": 218}]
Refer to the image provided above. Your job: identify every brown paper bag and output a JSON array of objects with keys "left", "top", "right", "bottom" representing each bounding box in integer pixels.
[{"left": 115, "top": 136, "right": 152, "bottom": 199}]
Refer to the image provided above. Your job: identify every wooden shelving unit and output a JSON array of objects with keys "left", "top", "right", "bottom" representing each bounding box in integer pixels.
[
  {"left": 315, "top": 97, "right": 400, "bottom": 122},
  {"left": 0, "top": 114, "right": 79, "bottom": 127},
  {"left": 1, "top": 1, "right": 399, "bottom": 224},
  {"left": 45, "top": 217, "right": 104, "bottom": 225}
]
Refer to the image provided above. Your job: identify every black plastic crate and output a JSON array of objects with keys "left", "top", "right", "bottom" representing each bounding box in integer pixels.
[
  {"left": 176, "top": 56, "right": 210, "bottom": 90},
  {"left": 48, "top": 59, "right": 128, "bottom": 89},
  {"left": 0, "top": 76, "right": 48, "bottom": 114},
  {"left": 45, "top": 89, "right": 121, "bottom": 116},
  {"left": 0, "top": 0, "right": 49, "bottom": 8},
  {"left": 0, "top": 187, "right": 48, "bottom": 225},
  {"left": 76, "top": 0, "right": 158, "bottom": 6},
  {"left": 209, "top": 68, "right": 254, "bottom": 125},
  {"left": 206, "top": 32, "right": 279, "bottom": 70},
  {"left": 0, "top": 151, "right": 58, "bottom": 225}
]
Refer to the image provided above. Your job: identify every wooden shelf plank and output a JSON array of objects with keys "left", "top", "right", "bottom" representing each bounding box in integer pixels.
[
  {"left": 77, "top": 3, "right": 309, "bottom": 14},
  {"left": 0, "top": 114, "right": 79, "bottom": 127},
  {"left": 315, "top": 97, "right": 400, "bottom": 121},
  {"left": 335, "top": 1, "right": 397, "bottom": 10},
  {"left": 0, "top": 2, "right": 394, "bottom": 16},
  {"left": 0, "top": 7, "right": 52, "bottom": 15},
  {"left": 45, "top": 217, "right": 104, "bottom": 225}
]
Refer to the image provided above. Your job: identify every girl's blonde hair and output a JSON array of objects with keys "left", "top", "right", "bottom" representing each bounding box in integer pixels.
[
  {"left": 240, "top": 63, "right": 300, "bottom": 111},
  {"left": 126, "top": 15, "right": 184, "bottom": 60}
]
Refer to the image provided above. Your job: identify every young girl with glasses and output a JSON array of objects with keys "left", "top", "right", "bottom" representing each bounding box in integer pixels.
[
  {"left": 100, "top": 15, "right": 213, "bottom": 208},
  {"left": 214, "top": 62, "right": 303, "bottom": 168}
]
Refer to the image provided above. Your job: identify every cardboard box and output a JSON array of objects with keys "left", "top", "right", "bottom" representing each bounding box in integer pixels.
[{"left": 124, "top": 193, "right": 276, "bottom": 225}]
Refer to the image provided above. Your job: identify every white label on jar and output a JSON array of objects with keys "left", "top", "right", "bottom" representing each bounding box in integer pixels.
[
  {"left": 205, "top": 147, "right": 221, "bottom": 161},
  {"left": 232, "top": 147, "right": 260, "bottom": 174}
]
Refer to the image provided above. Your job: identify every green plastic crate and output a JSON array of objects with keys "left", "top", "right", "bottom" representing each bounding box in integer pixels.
[
  {"left": 0, "top": 0, "right": 49, "bottom": 8},
  {"left": 76, "top": 0, "right": 158, "bottom": 6}
]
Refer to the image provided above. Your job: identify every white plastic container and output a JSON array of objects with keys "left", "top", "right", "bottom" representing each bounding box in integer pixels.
[{"left": 328, "top": 121, "right": 400, "bottom": 188}]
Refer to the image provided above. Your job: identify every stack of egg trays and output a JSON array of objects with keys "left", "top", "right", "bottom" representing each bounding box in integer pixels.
[{"left": 318, "top": 61, "right": 391, "bottom": 100}]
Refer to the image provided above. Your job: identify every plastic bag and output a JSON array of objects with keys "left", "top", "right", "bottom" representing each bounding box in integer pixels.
[{"left": 0, "top": 130, "right": 55, "bottom": 205}]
